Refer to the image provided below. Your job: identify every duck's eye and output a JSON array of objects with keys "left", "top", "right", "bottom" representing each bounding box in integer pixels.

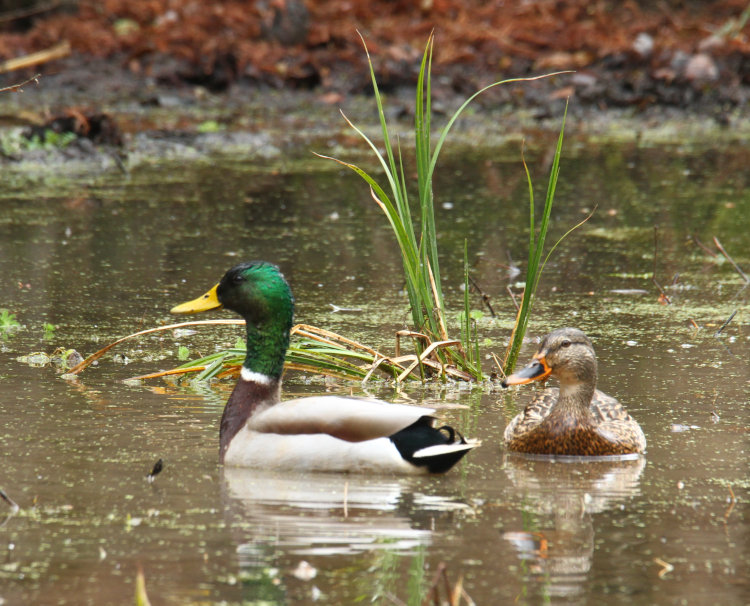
[
  {"left": 560, "top": 339, "right": 572, "bottom": 348},
  {"left": 232, "top": 274, "right": 246, "bottom": 284}
]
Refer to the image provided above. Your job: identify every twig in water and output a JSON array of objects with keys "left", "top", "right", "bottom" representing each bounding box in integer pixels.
[
  {"left": 715, "top": 310, "right": 737, "bottom": 336},
  {"left": 490, "top": 352, "right": 507, "bottom": 382},
  {"left": 440, "top": 564, "right": 452, "bottom": 605},
  {"left": 467, "top": 275, "right": 496, "bottom": 318},
  {"left": 654, "top": 557, "right": 674, "bottom": 579},
  {"left": 505, "top": 285, "right": 519, "bottom": 311},
  {"left": 724, "top": 485, "right": 736, "bottom": 520},
  {"left": 422, "top": 562, "right": 447, "bottom": 606},
  {"left": 720, "top": 484, "right": 737, "bottom": 540},
  {"left": 66, "top": 319, "right": 245, "bottom": 376},
  {"left": 714, "top": 237, "right": 749, "bottom": 283},
  {"left": 653, "top": 278, "right": 671, "bottom": 305},
  {"left": 652, "top": 227, "right": 671, "bottom": 304},
  {"left": 419, "top": 562, "right": 474, "bottom": 606},
  {"left": 691, "top": 235, "right": 718, "bottom": 257},
  {"left": 0, "top": 488, "right": 19, "bottom": 513}
]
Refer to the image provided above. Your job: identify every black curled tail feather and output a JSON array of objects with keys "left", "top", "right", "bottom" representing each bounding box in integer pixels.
[
  {"left": 389, "top": 417, "right": 473, "bottom": 474},
  {"left": 437, "top": 425, "right": 468, "bottom": 444}
]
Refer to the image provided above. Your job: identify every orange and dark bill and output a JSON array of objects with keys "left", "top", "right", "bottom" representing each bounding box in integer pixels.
[{"left": 502, "top": 355, "right": 552, "bottom": 387}]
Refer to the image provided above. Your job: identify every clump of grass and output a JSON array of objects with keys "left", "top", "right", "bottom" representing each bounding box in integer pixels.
[
  {"left": 319, "top": 33, "right": 572, "bottom": 378},
  {"left": 501, "top": 127, "right": 598, "bottom": 374}
]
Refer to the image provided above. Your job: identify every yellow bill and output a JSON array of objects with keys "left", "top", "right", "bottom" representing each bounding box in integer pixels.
[{"left": 170, "top": 284, "right": 222, "bottom": 314}]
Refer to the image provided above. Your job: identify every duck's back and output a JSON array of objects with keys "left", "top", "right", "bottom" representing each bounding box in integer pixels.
[
  {"left": 504, "top": 388, "right": 646, "bottom": 456},
  {"left": 224, "top": 428, "right": 425, "bottom": 473},
  {"left": 228, "top": 395, "right": 477, "bottom": 473}
]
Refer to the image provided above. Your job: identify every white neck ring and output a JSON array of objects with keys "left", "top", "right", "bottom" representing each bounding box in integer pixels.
[{"left": 240, "top": 367, "right": 273, "bottom": 385}]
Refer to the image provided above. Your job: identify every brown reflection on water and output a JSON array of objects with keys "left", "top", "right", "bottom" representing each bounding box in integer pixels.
[{"left": 502, "top": 455, "right": 646, "bottom": 601}]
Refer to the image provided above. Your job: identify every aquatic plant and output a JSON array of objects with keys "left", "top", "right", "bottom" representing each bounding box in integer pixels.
[
  {"left": 319, "top": 33, "right": 570, "bottom": 377},
  {"left": 0, "top": 309, "right": 21, "bottom": 334},
  {"left": 65, "top": 320, "right": 456, "bottom": 383},
  {"left": 503, "top": 121, "right": 566, "bottom": 373},
  {"left": 0, "top": 128, "right": 76, "bottom": 156}
]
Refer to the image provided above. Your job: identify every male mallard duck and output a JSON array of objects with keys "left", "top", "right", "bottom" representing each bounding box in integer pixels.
[
  {"left": 501, "top": 328, "right": 646, "bottom": 456},
  {"left": 171, "top": 261, "right": 478, "bottom": 474}
]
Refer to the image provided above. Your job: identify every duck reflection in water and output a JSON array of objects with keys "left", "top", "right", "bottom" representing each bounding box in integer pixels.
[
  {"left": 220, "top": 466, "right": 475, "bottom": 599},
  {"left": 502, "top": 454, "right": 646, "bottom": 600}
]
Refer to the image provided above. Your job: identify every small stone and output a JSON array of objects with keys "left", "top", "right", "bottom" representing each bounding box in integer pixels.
[
  {"left": 684, "top": 53, "right": 719, "bottom": 82},
  {"left": 632, "top": 32, "right": 654, "bottom": 58},
  {"left": 571, "top": 72, "right": 597, "bottom": 88},
  {"left": 64, "top": 349, "right": 84, "bottom": 368},
  {"left": 292, "top": 560, "right": 317, "bottom": 581},
  {"left": 670, "top": 50, "right": 690, "bottom": 72}
]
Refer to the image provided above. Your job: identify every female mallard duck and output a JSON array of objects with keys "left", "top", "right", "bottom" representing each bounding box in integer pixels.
[
  {"left": 501, "top": 328, "right": 646, "bottom": 456},
  {"left": 171, "top": 261, "right": 478, "bottom": 474}
]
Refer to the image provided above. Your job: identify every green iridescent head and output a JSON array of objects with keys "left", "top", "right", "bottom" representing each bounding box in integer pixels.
[{"left": 172, "top": 261, "right": 294, "bottom": 378}]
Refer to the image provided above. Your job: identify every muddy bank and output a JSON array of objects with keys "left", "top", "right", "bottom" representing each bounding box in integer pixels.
[
  {"left": 1, "top": 1, "right": 749, "bottom": 169},
  {"left": 2, "top": 53, "right": 749, "bottom": 176}
]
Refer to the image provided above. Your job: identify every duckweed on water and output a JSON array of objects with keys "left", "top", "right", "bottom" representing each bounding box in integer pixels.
[
  {"left": 0, "top": 309, "right": 21, "bottom": 334},
  {"left": 0, "top": 132, "right": 748, "bottom": 605}
]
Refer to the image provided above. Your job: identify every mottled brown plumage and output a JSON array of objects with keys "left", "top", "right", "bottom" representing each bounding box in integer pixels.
[{"left": 502, "top": 328, "right": 646, "bottom": 456}]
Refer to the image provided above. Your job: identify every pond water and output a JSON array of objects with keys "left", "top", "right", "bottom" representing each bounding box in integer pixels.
[{"left": 0, "top": 136, "right": 748, "bottom": 605}]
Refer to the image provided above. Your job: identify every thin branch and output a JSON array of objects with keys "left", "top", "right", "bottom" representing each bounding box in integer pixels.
[
  {"left": 0, "top": 488, "right": 20, "bottom": 512},
  {"left": 714, "top": 237, "right": 749, "bottom": 283},
  {"left": 0, "top": 73, "right": 40, "bottom": 93},
  {"left": 0, "top": 41, "right": 70, "bottom": 74},
  {"left": 422, "top": 562, "right": 447, "bottom": 606},
  {"left": 490, "top": 352, "right": 507, "bottom": 381},
  {"left": 467, "top": 275, "right": 496, "bottom": 317},
  {"left": 652, "top": 278, "right": 671, "bottom": 305},
  {"left": 654, "top": 557, "right": 674, "bottom": 579},
  {"left": 724, "top": 485, "right": 736, "bottom": 520},
  {"left": 715, "top": 310, "right": 737, "bottom": 336},
  {"left": 691, "top": 235, "right": 717, "bottom": 257},
  {"left": 505, "top": 285, "right": 520, "bottom": 311},
  {"left": 66, "top": 319, "right": 245, "bottom": 375}
]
